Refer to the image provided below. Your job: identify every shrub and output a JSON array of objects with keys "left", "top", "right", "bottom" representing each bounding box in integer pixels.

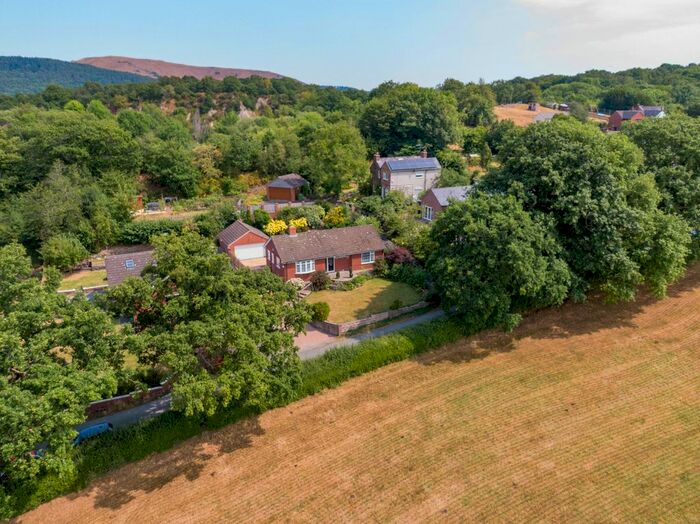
[
  {"left": 277, "top": 205, "right": 326, "bottom": 229},
  {"left": 310, "top": 270, "right": 331, "bottom": 291},
  {"left": 40, "top": 234, "right": 89, "bottom": 271},
  {"left": 263, "top": 219, "right": 288, "bottom": 235},
  {"left": 323, "top": 206, "right": 349, "bottom": 228},
  {"left": 389, "top": 299, "right": 403, "bottom": 310},
  {"left": 310, "top": 301, "right": 330, "bottom": 322},
  {"left": 119, "top": 220, "right": 182, "bottom": 245},
  {"left": 387, "top": 263, "right": 427, "bottom": 289},
  {"left": 386, "top": 246, "right": 415, "bottom": 266},
  {"left": 253, "top": 209, "right": 271, "bottom": 230},
  {"left": 373, "top": 257, "right": 389, "bottom": 277},
  {"left": 288, "top": 217, "right": 309, "bottom": 231}
]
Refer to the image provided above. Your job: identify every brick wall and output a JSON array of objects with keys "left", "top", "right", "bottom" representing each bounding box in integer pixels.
[{"left": 311, "top": 301, "right": 429, "bottom": 336}]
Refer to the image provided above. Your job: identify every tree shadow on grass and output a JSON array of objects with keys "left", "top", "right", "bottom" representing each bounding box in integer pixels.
[
  {"left": 70, "top": 415, "right": 264, "bottom": 510},
  {"left": 417, "top": 263, "right": 700, "bottom": 366}
]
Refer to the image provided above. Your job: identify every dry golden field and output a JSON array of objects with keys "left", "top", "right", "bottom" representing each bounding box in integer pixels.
[{"left": 18, "top": 267, "right": 700, "bottom": 523}]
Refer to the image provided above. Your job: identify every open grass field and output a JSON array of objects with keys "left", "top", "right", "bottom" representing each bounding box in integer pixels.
[
  {"left": 306, "top": 277, "right": 424, "bottom": 322},
  {"left": 18, "top": 266, "right": 700, "bottom": 523},
  {"left": 58, "top": 269, "right": 107, "bottom": 290},
  {"left": 494, "top": 103, "right": 609, "bottom": 127}
]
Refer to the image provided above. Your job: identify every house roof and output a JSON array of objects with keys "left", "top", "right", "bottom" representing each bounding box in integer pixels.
[
  {"left": 636, "top": 105, "right": 664, "bottom": 117},
  {"left": 267, "top": 173, "right": 309, "bottom": 189},
  {"left": 428, "top": 186, "right": 473, "bottom": 207},
  {"left": 613, "top": 110, "right": 643, "bottom": 120},
  {"left": 269, "top": 225, "right": 386, "bottom": 263},
  {"left": 385, "top": 157, "right": 441, "bottom": 171},
  {"left": 105, "top": 249, "right": 154, "bottom": 286},
  {"left": 217, "top": 220, "right": 268, "bottom": 249}
]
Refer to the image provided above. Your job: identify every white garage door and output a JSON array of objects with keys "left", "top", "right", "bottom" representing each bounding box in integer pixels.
[{"left": 234, "top": 244, "right": 265, "bottom": 260}]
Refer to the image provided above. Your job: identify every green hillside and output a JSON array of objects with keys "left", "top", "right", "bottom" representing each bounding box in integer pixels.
[{"left": 0, "top": 56, "right": 152, "bottom": 94}]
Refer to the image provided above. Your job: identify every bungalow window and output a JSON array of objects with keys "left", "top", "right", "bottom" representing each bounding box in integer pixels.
[
  {"left": 423, "top": 205, "right": 433, "bottom": 221},
  {"left": 361, "top": 251, "right": 375, "bottom": 264},
  {"left": 124, "top": 259, "right": 136, "bottom": 270},
  {"left": 295, "top": 259, "right": 314, "bottom": 274}
]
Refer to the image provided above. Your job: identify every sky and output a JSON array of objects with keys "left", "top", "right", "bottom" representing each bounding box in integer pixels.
[{"left": 1, "top": 0, "right": 699, "bottom": 89}]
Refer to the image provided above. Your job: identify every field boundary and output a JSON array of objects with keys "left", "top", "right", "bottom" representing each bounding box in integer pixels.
[{"left": 311, "top": 301, "right": 429, "bottom": 335}]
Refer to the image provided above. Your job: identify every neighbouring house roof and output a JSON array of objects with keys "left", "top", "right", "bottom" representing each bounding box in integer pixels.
[
  {"left": 636, "top": 105, "right": 664, "bottom": 117},
  {"left": 428, "top": 186, "right": 473, "bottom": 207},
  {"left": 217, "top": 220, "right": 268, "bottom": 249},
  {"left": 385, "top": 157, "right": 441, "bottom": 171},
  {"left": 267, "top": 173, "right": 309, "bottom": 189},
  {"left": 269, "top": 225, "right": 386, "bottom": 263},
  {"left": 613, "top": 110, "right": 643, "bottom": 120},
  {"left": 105, "top": 249, "right": 154, "bottom": 286}
]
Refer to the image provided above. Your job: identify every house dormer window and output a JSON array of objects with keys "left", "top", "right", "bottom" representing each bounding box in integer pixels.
[{"left": 125, "top": 259, "right": 136, "bottom": 269}]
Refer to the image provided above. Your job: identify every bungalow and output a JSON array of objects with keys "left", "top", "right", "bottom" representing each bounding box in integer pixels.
[
  {"left": 266, "top": 173, "right": 309, "bottom": 202},
  {"left": 371, "top": 150, "right": 441, "bottom": 200},
  {"left": 608, "top": 109, "right": 644, "bottom": 131},
  {"left": 421, "top": 186, "right": 472, "bottom": 221},
  {"left": 266, "top": 224, "right": 386, "bottom": 282},
  {"left": 216, "top": 219, "right": 269, "bottom": 269},
  {"left": 105, "top": 249, "right": 154, "bottom": 286}
]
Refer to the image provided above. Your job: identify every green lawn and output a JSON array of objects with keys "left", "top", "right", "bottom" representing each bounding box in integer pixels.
[
  {"left": 307, "top": 277, "right": 423, "bottom": 323},
  {"left": 58, "top": 269, "right": 107, "bottom": 290}
]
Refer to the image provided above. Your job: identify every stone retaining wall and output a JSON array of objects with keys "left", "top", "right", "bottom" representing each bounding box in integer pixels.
[
  {"left": 85, "top": 382, "right": 171, "bottom": 420},
  {"left": 311, "top": 301, "right": 429, "bottom": 336}
]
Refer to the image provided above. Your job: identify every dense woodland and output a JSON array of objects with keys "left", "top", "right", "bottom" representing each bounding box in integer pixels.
[{"left": 2, "top": 64, "right": 700, "bottom": 513}]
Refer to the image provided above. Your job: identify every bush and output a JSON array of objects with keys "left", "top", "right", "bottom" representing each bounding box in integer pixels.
[
  {"left": 310, "top": 270, "right": 331, "bottom": 291},
  {"left": 40, "top": 234, "right": 88, "bottom": 270},
  {"left": 119, "top": 220, "right": 182, "bottom": 245},
  {"left": 253, "top": 209, "right": 271, "bottom": 230},
  {"left": 263, "top": 219, "right": 288, "bottom": 235},
  {"left": 387, "top": 263, "right": 427, "bottom": 289},
  {"left": 277, "top": 205, "right": 326, "bottom": 229},
  {"left": 334, "top": 273, "right": 371, "bottom": 291},
  {"left": 386, "top": 246, "right": 415, "bottom": 265},
  {"left": 373, "top": 257, "right": 389, "bottom": 277},
  {"left": 310, "top": 301, "right": 330, "bottom": 322},
  {"left": 389, "top": 299, "right": 402, "bottom": 310}
]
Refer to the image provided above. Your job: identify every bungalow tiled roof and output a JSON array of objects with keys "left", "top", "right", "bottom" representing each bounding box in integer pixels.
[
  {"left": 269, "top": 225, "right": 386, "bottom": 264},
  {"left": 613, "top": 109, "right": 643, "bottom": 120},
  {"left": 267, "top": 173, "right": 309, "bottom": 189},
  {"left": 105, "top": 249, "right": 154, "bottom": 286},
  {"left": 217, "top": 220, "right": 268, "bottom": 249}
]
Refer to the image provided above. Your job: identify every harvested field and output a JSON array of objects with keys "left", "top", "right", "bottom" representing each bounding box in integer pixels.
[
  {"left": 19, "top": 266, "right": 700, "bottom": 523},
  {"left": 494, "top": 103, "right": 608, "bottom": 127}
]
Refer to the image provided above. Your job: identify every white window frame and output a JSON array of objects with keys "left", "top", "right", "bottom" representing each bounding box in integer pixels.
[
  {"left": 361, "top": 251, "right": 375, "bottom": 264},
  {"left": 423, "top": 205, "right": 433, "bottom": 221},
  {"left": 125, "top": 259, "right": 136, "bottom": 270},
  {"left": 295, "top": 259, "right": 314, "bottom": 274}
]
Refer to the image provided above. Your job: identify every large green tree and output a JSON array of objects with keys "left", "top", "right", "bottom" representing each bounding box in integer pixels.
[
  {"left": 359, "top": 83, "right": 461, "bottom": 154},
  {"left": 484, "top": 118, "right": 690, "bottom": 300},
  {"left": 0, "top": 244, "right": 124, "bottom": 483},
  {"left": 303, "top": 122, "right": 368, "bottom": 195},
  {"left": 102, "top": 231, "right": 311, "bottom": 416},
  {"left": 427, "top": 193, "right": 571, "bottom": 331}
]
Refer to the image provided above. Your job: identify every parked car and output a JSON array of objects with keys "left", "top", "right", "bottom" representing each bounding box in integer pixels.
[{"left": 73, "top": 422, "right": 113, "bottom": 445}]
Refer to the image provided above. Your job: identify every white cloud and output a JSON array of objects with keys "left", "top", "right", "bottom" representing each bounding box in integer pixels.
[{"left": 516, "top": 0, "right": 700, "bottom": 72}]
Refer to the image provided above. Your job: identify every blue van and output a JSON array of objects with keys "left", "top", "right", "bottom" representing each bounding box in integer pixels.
[{"left": 73, "top": 422, "right": 113, "bottom": 445}]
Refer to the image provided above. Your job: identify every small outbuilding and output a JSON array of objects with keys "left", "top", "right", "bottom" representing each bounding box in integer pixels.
[
  {"left": 266, "top": 174, "right": 309, "bottom": 202},
  {"left": 217, "top": 219, "right": 270, "bottom": 269}
]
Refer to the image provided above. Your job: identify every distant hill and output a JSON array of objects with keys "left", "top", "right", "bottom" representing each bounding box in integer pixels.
[
  {"left": 0, "top": 56, "right": 152, "bottom": 95},
  {"left": 76, "top": 56, "right": 285, "bottom": 80}
]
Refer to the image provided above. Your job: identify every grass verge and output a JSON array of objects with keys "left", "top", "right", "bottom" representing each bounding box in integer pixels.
[{"left": 3, "top": 315, "right": 470, "bottom": 518}]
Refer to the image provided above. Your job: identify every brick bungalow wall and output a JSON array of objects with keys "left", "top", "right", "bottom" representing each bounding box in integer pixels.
[
  {"left": 420, "top": 190, "right": 445, "bottom": 220},
  {"left": 266, "top": 243, "right": 384, "bottom": 281}
]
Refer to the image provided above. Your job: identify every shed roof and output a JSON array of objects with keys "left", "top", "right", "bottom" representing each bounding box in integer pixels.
[
  {"left": 267, "top": 173, "right": 309, "bottom": 189},
  {"left": 268, "top": 225, "right": 385, "bottom": 263},
  {"left": 105, "top": 249, "right": 154, "bottom": 286},
  {"left": 217, "top": 220, "right": 268, "bottom": 249}
]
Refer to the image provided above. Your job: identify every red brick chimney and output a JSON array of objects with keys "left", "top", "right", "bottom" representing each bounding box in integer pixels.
[
  {"left": 420, "top": 148, "right": 428, "bottom": 158},
  {"left": 288, "top": 225, "right": 297, "bottom": 237}
]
